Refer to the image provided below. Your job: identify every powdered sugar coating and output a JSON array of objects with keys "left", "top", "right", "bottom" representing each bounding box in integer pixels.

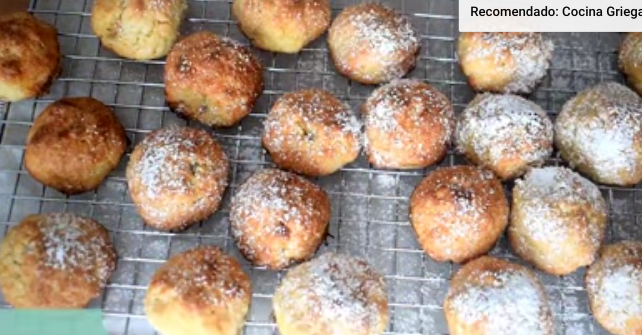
[
  {"left": 555, "top": 82, "right": 642, "bottom": 186},
  {"left": 445, "top": 257, "right": 553, "bottom": 335},
  {"left": 328, "top": 3, "right": 419, "bottom": 84},
  {"left": 458, "top": 33, "right": 554, "bottom": 94},
  {"left": 273, "top": 252, "right": 388, "bottom": 335},
  {"left": 362, "top": 79, "right": 454, "bottom": 169},
  {"left": 455, "top": 94, "right": 553, "bottom": 179}
]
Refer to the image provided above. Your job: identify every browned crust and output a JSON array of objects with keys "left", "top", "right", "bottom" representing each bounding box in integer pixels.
[
  {"left": 0, "top": 12, "right": 61, "bottom": 101},
  {"left": 25, "top": 97, "right": 128, "bottom": 195},
  {"left": 0, "top": 213, "right": 116, "bottom": 308},
  {"left": 409, "top": 166, "right": 508, "bottom": 263},
  {"left": 165, "top": 31, "right": 264, "bottom": 127}
]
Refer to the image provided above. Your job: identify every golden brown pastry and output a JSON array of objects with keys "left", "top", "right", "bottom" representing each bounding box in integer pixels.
[
  {"left": 0, "top": 12, "right": 61, "bottom": 102},
  {"left": 273, "top": 252, "right": 388, "bottom": 335},
  {"left": 25, "top": 97, "right": 128, "bottom": 195},
  {"left": 362, "top": 79, "right": 454, "bottom": 169},
  {"left": 444, "top": 256, "right": 554, "bottom": 335},
  {"left": 126, "top": 126, "right": 229, "bottom": 231},
  {"left": 262, "top": 89, "right": 361, "bottom": 176},
  {"left": 91, "top": 0, "right": 187, "bottom": 60},
  {"left": 145, "top": 246, "right": 251, "bottom": 335},
  {"left": 328, "top": 3, "right": 419, "bottom": 85},
  {"left": 165, "top": 31, "right": 263, "bottom": 127},
  {"left": 230, "top": 169, "right": 330, "bottom": 270},
  {"left": 0, "top": 213, "right": 116, "bottom": 308},
  {"left": 455, "top": 93, "right": 554, "bottom": 180},
  {"left": 457, "top": 33, "right": 553, "bottom": 94},
  {"left": 232, "top": 0, "right": 331, "bottom": 53},
  {"left": 555, "top": 82, "right": 642, "bottom": 186},
  {"left": 586, "top": 241, "right": 642, "bottom": 335},
  {"left": 508, "top": 167, "right": 607, "bottom": 276},
  {"left": 409, "top": 165, "right": 508, "bottom": 263},
  {"left": 620, "top": 33, "right": 642, "bottom": 96}
]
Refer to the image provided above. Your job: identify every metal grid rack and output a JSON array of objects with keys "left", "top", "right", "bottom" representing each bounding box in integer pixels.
[{"left": 0, "top": 0, "right": 637, "bottom": 334}]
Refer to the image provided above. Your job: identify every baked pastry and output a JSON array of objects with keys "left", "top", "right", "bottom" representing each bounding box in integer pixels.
[
  {"left": 0, "top": 213, "right": 116, "bottom": 308},
  {"left": 455, "top": 94, "right": 554, "bottom": 180},
  {"left": 362, "top": 79, "right": 454, "bottom": 169},
  {"left": 586, "top": 241, "right": 642, "bottom": 335},
  {"left": 230, "top": 169, "right": 330, "bottom": 270},
  {"left": 91, "top": 0, "right": 187, "bottom": 60},
  {"left": 555, "top": 82, "right": 642, "bottom": 186},
  {"left": 0, "top": 12, "right": 61, "bottom": 102},
  {"left": 126, "top": 126, "right": 229, "bottom": 231},
  {"left": 409, "top": 166, "right": 508, "bottom": 263},
  {"left": 145, "top": 246, "right": 251, "bottom": 335},
  {"left": 232, "top": 0, "right": 330, "bottom": 53},
  {"left": 620, "top": 33, "right": 642, "bottom": 96},
  {"left": 25, "top": 97, "right": 127, "bottom": 195},
  {"left": 328, "top": 3, "right": 419, "bottom": 85},
  {"left": 508, "top": 167, "right": 607, "bottom": 276},
  {"left": 457, "top": 33, "right": 553, "bottom": 94},
  {"left": 444, "top": 256, "right": 554, "bottom": 335},
  {"left": 273, "top": 252, "right": 388, "bottom": 335},
  {"left": 262, "top": 89, "right": 361, "bottom": 176},
  {"left": 165, "top": 31, "right": 263, "bottom": 127}
]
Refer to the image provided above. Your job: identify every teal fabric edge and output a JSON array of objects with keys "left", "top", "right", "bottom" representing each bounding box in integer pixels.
[{"left": 0, "top": 309, "right": 108, "bottom": 335}]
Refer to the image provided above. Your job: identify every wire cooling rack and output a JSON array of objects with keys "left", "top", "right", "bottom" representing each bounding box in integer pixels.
[{"left": 0, "top": 0, "right": 639, "bottom": 334}]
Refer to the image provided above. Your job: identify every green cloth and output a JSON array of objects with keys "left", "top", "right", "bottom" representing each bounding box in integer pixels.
[{"left": 0, "top": 310, "right": 108, "bottom": 335}]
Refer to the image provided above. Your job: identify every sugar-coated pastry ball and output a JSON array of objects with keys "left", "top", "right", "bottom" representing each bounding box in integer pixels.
[
  {"left": 328, "top": 3, "right": 419, "bottom": 85},
  {"left": 455, "top": 94, "right": 554, "bottom": 180},
  {"left": 509, "top": 167, "right": 608, "bottom": 276},
  {"left": 0, "top": 213, "right": 116, "bottom": 308},
  {"left": 91, "top": 0, "right": 187, "bottom": 60},
  {"left": 273, "top": 252, "right": 389, "bottom": 335},
  {"left": 555, "top": 82, "right": 642, "bottom": 186},
  {"left": 25, "top": 97, "right": 128, "bottom": 195},
  {"left": 586, "top": 241, "right": 642, "bottom": 335},
  {"left": 230, "top": 169, "right": 331, "bottom": 270},
  {"left": 444, "top": 256, "right": 554, "bottom": 335},
  {"left": 619, "top": 32, "right": 642, "bottom": 96},
  {"left": 457, "top": 32, "right": 553, "bottom": 94},
  {"left": 0, "top": 12, "right": 61, "bottom": 102},
  {"left": 126, "top": 126, "right": 229, "bottom": 231},
  {"left": 145, "top": 246, "right": 251, "bottom": 335},
  {"left": 262, "top": 89, "right": 362, "bottom": 177},
  {"left": 232, "top": 0, "right": 331, "bottom": 53},
  {"left": 410, "top": 166, "right": 508, "bottom": 263},
  {"left": 165, "top": 31, "right": 263, "bottom": 127},
  {"left": 362, "top": 79, "right": 454, "bottom": 169}
]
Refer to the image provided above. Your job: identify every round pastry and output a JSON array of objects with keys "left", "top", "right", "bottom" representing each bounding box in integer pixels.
[
  {"left": 273, "top": 252, "right": 388, "bottom": 335},
  {"left": 409, "top": 165, "right": 508, "bottom": 263},
  {"left": 262, "top": 89, "right": 361, "bottom": 176},
  {"left": 457, "top": 33, "right": 554, "bottom": 94},
  {"left": 91, "top": 0, "right": 187, "bottom": 60},
  {"left": 0, "top": 12, "right": 61, "bottom": 102},
  {"left": 327, "top": 3, "right": 419, "bottom": 85},
  {"left": 444, "top": 256, "right": 554, "bottom": 335},
  {"left": 230, "top": 169, "right": 330, "bottom": 270},
  {"left": 25, "top": 97, "right": 128, "bottom": 195},
  {"left": 165, "top": 31, "right": 263, "bottom": 127},
  {"left": 145, "top": 246, "right": 251, "bottom": 335},
  {"left": 362, "top": 79, "right": 454, "bottom": 169},
  {"left": 0, "top": 213, "right": 116, "bottom": 308},
  {"left": 508, "top": 166, "right": 607, "bottom": 276},
  {"left": 586, "top": 241, "right": 642, "bottom": 335},
  {"left": 455, "top": 94, "right": 554, "bottom": 180},
  {"left": 126, "top": 126, "right": 229, "bottom": 231},
  {"left": 232, "top": 0, "right": 331, "bottom": 53},
  {"left": 619, "top": 33, "right": 642, "bottom": 96},
  {"left": 555, "top": 82, "right": 642, "bottom": 186}
]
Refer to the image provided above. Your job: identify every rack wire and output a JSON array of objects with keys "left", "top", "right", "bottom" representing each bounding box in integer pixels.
[{"left": 0, "top": 0, "right": 637, "bottom": 334}]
